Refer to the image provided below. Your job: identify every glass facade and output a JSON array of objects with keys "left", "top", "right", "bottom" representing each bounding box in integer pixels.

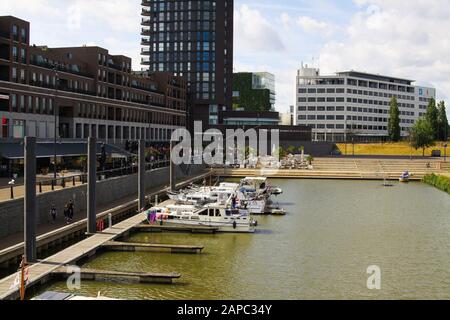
[{"left": 141, "top": 0, "right": 233, "bottom": 125}]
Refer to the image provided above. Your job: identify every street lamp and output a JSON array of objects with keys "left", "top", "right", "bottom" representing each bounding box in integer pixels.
[
  {"left": 445, "top": 144, "right": 448, "bottom": 162},
  {"left": 53, "top": 65, "right": 59, "bottom": 180}
]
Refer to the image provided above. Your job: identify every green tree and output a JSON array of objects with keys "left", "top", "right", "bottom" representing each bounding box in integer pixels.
[
  {"left": 437, "top": 101, "right": 449, "bottom": 141},
  {"left": 410, "top": 118, "right": 436, "bottom": 156},
  {"left": 286, "top": 146, "right": 296, "bottom": 155},
  {"left": 388, "top": 97, "right": 401, "bottom": 141},
  {"left": 425, "top": 98, "right": 439, "bottom": 139},
  {"left": 274, "top": 146, "right": 286, "bottom": 159}
]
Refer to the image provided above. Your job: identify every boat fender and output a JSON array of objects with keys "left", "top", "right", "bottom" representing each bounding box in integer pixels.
[{"left": 233, "top": 220, "right": 237, "bottom": 230}]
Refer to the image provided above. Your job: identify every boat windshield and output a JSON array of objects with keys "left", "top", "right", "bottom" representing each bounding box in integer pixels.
[{"left": 226, "top": 209, "right": 240, "bottom": 216}]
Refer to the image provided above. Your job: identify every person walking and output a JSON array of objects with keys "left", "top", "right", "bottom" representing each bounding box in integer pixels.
[
  {"left": 49, "top": 204, "right": 57, "bottom": 224},
  {"left": 68, "top": 199, "right": 74, "bottom": 223},
  {"left": 63, "top": 204, "right": 70, "bottom": 224}
]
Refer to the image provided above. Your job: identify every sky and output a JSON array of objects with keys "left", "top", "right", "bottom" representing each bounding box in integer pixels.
[{"left": 1, "top": 0, "right": 449, "bottom": 116}]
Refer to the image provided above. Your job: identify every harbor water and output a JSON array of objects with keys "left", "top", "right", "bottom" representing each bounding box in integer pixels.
[{"left": 40, "top": 179, "right": 450, "bottom": 299}]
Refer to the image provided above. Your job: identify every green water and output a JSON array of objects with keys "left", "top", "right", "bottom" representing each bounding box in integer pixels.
[{"left": 40, "top": 180, "right": 450, "bottom": 300}]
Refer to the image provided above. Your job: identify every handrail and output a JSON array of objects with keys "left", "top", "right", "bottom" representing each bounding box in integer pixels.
[{"left": 5, "top": 160, "right": 171, "bottom": 200}]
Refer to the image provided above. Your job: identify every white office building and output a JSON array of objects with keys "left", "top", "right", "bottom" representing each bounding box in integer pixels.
[{"left": 295, "top": 67, "right": 436, "bottom": 142}]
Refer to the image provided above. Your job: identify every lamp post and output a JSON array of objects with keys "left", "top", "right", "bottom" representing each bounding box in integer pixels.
[
  {"left": 53, "top": 65, "right": 59, "bottom": 180},
  {"left": 445, "top": 144, "right": 448, "bottom": 162}
]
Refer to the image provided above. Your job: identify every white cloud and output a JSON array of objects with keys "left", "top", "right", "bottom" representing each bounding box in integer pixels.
[
  {"left": 280, "top": 13, "right": 292, "bottom": 30},
  {"left": 320, "top": 0, "right": 450, "bottom": 107},
  {"left": 67, "top": 5, "right": 82, "bottom": 31},
  {"left": 71, "top": 0, "right": 140, "bottom": 33},
  {"left": 297, "top": 16, "right": 334, "bottom": 37},
  {"left": 234, "top": 4, "right": 285, "bottom": 53}
]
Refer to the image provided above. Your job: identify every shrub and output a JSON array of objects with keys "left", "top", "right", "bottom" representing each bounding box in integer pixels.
[{"left": 422, "top": 174, "right": 450, "bottom": 194}]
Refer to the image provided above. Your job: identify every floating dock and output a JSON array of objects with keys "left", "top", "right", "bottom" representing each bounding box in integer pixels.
[
  {"left": 102, "top": 241, "right": 204, "bottom": 254},
  {"left": 51, "top": 267, "right": 180, "bottom": 284},
  {"left": 134, "top": 224, "right": 219, "bottom": 234}
]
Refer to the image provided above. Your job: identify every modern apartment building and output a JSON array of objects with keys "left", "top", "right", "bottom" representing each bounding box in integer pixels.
[
  {"left": 232, "top": 72, "right": 275, "bottom": 112},
  {"left": 295, "top": 67, "right": 436, "bottom": 142},
  {"left": 0, "top": 16, "right": 187, "bottom": 144},
  {"left": 141, "top": 0, "right": 234, "bottom": 129}
]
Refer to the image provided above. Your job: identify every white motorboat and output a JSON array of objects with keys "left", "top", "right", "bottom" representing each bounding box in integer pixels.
[{"left": 145, "top": 203, "right": 257, "bottom": 233}]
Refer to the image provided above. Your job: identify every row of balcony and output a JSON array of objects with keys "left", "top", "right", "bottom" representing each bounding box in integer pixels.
[{"left": 30, "top": 59, "right": 93, "bottom": 79}]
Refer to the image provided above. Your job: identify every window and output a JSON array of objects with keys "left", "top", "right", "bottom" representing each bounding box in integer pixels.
[
  {"left": 12, "top": 67, "right": 17, "bottom": 81},
  {"left": 19, "top": 95, "right": 25, "bottom": 112},
  {"left": 20, "top": 48, "right": 26, "bottom": 63},
  {"left": 12, "top": 46, "right": 18, "bottom": 62},
  {"left": 11, "top": 94, "right": 17, "bottom": 111}
]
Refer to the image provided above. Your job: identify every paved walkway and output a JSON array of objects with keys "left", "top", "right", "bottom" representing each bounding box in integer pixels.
[{"left": 0, "top": 180, "right": 85, "bottom": 203}]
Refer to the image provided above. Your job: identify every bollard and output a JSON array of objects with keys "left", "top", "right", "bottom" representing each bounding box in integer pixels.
[
  {"left": 39, "top": 182, "right": 42, "bottom": 193},
  {"left": 109, "top": 213, "right": 112, "bottom": 228},
  {"left": 73, "top": 176, "right": 76, "bottom": 187},
  {"left": 51, "top": 180, "right": 54, "bottom": 191},
  {"left": 10, "top": 186, "right": 14, "bottom": 199},
  {"left": 61, "top": 178, "right": 65, "bottom": 188}
]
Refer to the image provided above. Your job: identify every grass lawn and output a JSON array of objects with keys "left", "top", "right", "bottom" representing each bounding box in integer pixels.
[{"left": 336, "top": 141, "right": 449, "bottom": 156}]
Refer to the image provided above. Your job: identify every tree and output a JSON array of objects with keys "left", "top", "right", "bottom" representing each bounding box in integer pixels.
[
  {"left": 274, "top": 146, "right": 286, "bottom": 159},
  {"left": 410, "top": 118, "right": 436, "bottom": 156},
  {"left": 425, "top": 98, "right": 439, "bottom": 139},
  {"left": 388, "top": 97, "right": 401, "bottom": 141},
  {"left": 437, "top": 101, "right": 449, "bottom": 141},
  {"left": 286, "top": 146, "right": 296, "bottom": 155}
]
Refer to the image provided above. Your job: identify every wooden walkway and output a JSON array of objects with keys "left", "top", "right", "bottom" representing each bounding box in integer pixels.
[{"left": 0, "top": 211, "right": 147, "bottom": 300}]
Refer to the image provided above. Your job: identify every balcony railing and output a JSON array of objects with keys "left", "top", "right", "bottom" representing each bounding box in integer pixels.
[
  {"left": 0, "top": 30, "right": 10, "bottom": 39},
  {"left": 108, "top": 62, "right": 124, "bottom": 72},
  {"left": 30, "top": 59, "right": 93, "bottom": 78},
  {"left": 141, "top": 18, "right": 151, "bottom": 25},
  {"left": 141, "top": 28, "right": 152, "bottom": 36},
  {"left": 141, "top": 38, "right": 151, "bottom": 46}
]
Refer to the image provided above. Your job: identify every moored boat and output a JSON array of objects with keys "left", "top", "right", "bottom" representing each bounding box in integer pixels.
[
  {"left": 144, "top": 203, "right": 257, "bottom": 233},
  {"left": 399, "top": 171, "right": 410, "bottom": 182}
]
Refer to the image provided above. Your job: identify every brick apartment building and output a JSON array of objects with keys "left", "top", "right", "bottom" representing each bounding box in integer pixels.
[{"left": 0, "top": 16, "right": 187, "bottom": 145}]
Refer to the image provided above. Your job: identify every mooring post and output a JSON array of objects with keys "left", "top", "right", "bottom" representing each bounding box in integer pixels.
[
  {"left": 24, "top": 137, "right": 37, "bottom": 263},
  {"left": 170, "top": 140, "right": 176, "bottom": 192},
  {"left": 87, "top": 137, "right": 97, "bottom": 234},
  {"left": 138, "top": 140, "right": 146, "bottom": 212}
]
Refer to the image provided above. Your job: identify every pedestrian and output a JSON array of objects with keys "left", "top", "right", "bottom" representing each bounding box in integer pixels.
[
  {"left": 68, "top": 199, "right": 74, "bottom": 222},
  {"left": 49, "top": 204, "right": 57, "bottom": 224},
  {"left": 63, "top": 204, "right": 70, "bottom": 224}
]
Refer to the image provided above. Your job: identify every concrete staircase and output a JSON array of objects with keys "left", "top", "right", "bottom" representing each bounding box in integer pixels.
[{"left": 214, "top": 158, "right": 448, "bottom": 181}]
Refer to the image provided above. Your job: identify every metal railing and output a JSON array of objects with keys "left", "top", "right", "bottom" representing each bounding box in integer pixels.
[{"left": 6, "top": 160, "right": 170, "bottom": 200}]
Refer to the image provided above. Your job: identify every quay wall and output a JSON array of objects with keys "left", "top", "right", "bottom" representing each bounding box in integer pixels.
[{"left": 0, "top": 164, "right": 206, "bottom": 239}]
